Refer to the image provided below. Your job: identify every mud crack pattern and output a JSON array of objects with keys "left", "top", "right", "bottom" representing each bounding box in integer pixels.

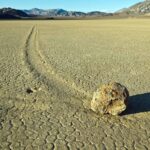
[{"left": 0, "top": 20, "right": 150, "bottom": 150}]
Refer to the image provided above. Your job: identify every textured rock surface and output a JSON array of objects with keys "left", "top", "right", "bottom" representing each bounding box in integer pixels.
[{"left": 91, "top": 82, "right": 129, "bottom": 115}]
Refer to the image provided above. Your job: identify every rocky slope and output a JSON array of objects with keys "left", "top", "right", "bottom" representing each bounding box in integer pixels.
[
  {"left": 0, "top": 8, "right": 29, "bottom": 19},
  {"left": 117, "top": 0, "right": 150, "bottom": 15}
]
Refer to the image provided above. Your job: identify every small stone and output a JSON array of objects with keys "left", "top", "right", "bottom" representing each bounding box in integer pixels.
[{"left": 91, "top": 82, "right": 129, "bottom": 115}]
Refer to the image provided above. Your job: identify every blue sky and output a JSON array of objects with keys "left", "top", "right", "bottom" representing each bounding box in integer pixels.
[{"left": 0, "top": 0, "right": 143, "bottom": 12}]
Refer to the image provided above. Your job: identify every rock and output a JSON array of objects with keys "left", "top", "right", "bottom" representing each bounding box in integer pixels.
[{"left": 91, "top": 82, "right": 129, "bottom": 115}]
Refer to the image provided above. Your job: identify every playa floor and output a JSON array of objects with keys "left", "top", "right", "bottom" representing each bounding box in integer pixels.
[{"left": 0, "top": 19, "right": 150, "bottom": 149}]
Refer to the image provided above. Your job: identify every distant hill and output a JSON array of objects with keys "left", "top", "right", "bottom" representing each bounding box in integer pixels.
[
  {"left": 23, "top": 8, "right": 68, "bottom": 16},
  {"left": 67, "top": 11, "right": 86, "bottom": 17},
  {"left": 23, "top": 8, "right": 112, "bottom": 17},
  {"left": 87, "top": 11, "right": 112, "bottom": 16},
  {"left": 116, "top": 0, "right": 150, "bottom": 15},
  {"left": 0, "top": 8, "right": 29, "bottom": 19},
  {"left": 0, "top": 14, "right": 19, "bottom": 19}
]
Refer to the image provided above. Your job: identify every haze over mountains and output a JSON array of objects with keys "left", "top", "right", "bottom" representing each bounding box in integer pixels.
[
  {"left": 1, "top": 0, "right": 150, "bottom": 19},
  {"left": 23, "top": 8, "right": 112, "bottom": 17}
]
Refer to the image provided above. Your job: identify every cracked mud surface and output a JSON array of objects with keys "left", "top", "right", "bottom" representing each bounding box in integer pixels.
[{"left": 0, "top": 20, "right": 150, "bottom": 150}]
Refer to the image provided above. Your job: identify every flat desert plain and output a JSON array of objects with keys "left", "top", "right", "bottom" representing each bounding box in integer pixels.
[{"left": 0, "top": 19, "right": 150, "bottom": 150}]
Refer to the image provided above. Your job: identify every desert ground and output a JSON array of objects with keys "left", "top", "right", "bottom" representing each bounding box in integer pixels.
[{"left": 0, "top": 19, "right": 150, "bottom": 150}]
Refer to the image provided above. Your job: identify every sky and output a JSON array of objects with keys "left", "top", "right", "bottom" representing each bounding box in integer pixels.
[{"left": 0, "top": 0, "right": 144, "bottom": 12}]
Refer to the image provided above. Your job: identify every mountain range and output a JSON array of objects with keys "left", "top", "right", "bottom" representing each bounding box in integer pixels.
[
  {"left": 1, "top": 1, "right": 150, "bottom": 19},
  {"left": 23, "top": 8, "right": 112, "bottom": 17}
]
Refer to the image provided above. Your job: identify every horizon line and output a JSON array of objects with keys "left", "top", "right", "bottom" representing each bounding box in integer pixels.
[{"left": 0, "top": 7, "right": 119, "bottom": 13}]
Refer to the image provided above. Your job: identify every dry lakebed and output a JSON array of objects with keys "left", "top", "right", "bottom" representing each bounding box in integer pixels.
[{"left": 0, "top": 19, "right": 150, "bottom": 150}]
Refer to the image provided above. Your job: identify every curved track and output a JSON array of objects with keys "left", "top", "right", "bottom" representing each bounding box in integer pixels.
[{"left": 23, "top": 26, "right": 91, "bottom": 100}]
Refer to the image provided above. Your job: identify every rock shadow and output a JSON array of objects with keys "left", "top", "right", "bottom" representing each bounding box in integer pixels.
[{"left": 122, "top": 93, "right": 150, "bottom": 115}]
